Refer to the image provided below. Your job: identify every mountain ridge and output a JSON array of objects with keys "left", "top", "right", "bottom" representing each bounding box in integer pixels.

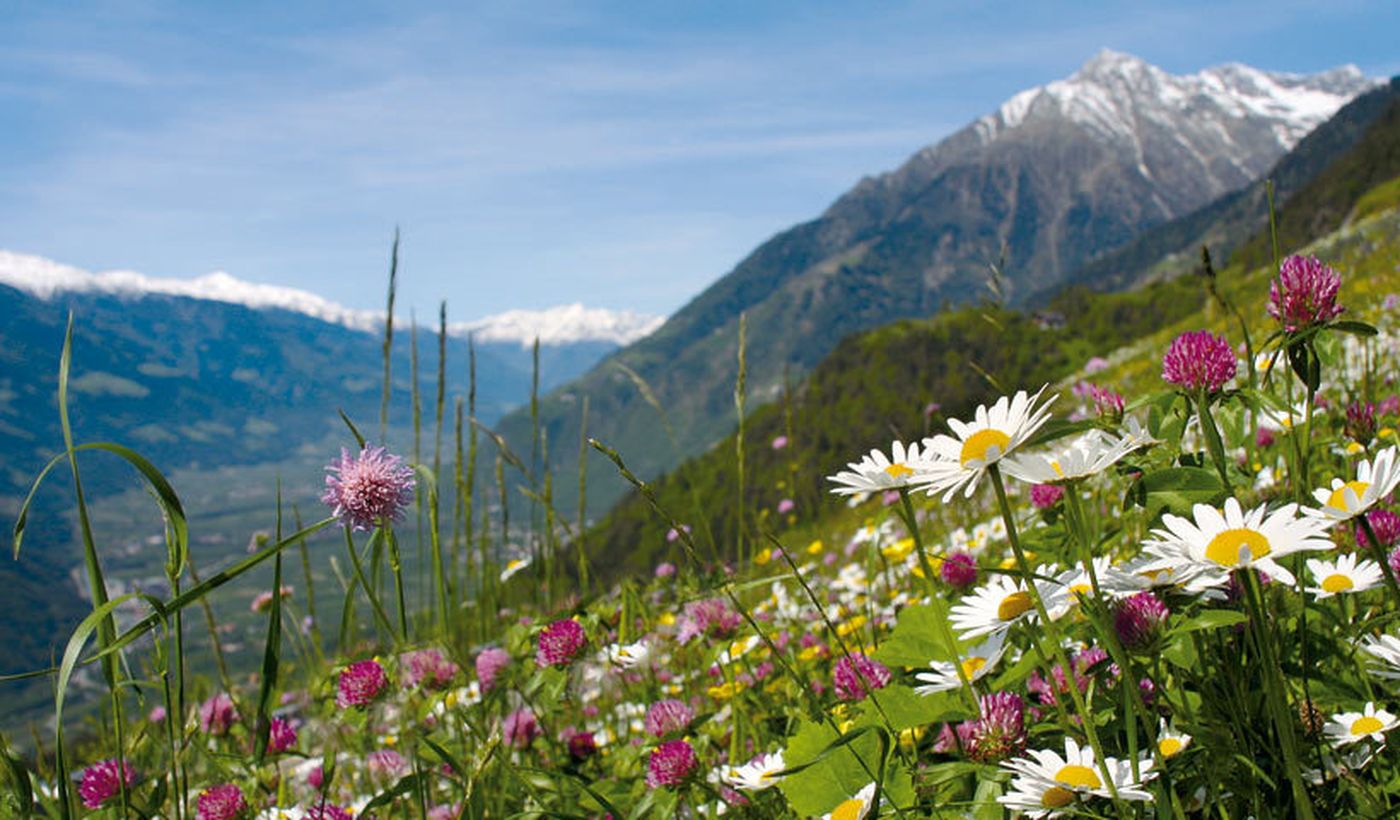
[
  {"left": 0, "top": 250, "right": 664, "bottom": 348},
  {"left": 490, "top": 50, "right": 1377, "bottom": 516}
]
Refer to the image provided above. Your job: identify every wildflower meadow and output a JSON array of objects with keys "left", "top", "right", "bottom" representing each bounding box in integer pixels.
[{"left": 8, "top": 244, "right": 1400, "bottom": 819}]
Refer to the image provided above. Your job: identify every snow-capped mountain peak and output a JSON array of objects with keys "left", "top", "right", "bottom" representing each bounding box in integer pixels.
[
  {"left": 975, "top": 49, "right": 1375, "bottom": 151},
  {"left": 0, "top": 250, "right": 664, "bottom": 347}
]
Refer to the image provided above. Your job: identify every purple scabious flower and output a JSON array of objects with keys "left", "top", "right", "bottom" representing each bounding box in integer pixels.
[
  {"left": 777, "top": 498, "right": 796, "bottom": 515},
  {"left": 677, "top": 598, "right": 742, "bottom": 643},
  {"left": 78, "top": 759, "right": 136, "bottom": 809},
  {"left": 644, "top": 699, "right": 696, "bottom": 738},
  {"left": 336, "top": 659, "right": 388, "bottom": 708},
  {"left": 196, "top": 784, "right": 247, "bottom": 820},
  {"left": 1358, "top": 509, "right": 1400, "bottom": 549},
  {"left": 1089, "top": 384, "right": 1125, "bottom": 420},
  {"left": 771, "top": 435, "right": 789, "bottom": 450},
  {"left": 1113, "top": 591, "right": 1170, "bottom": 651},
  {"left": 1347, "top": 401, "right": 1378, "bottom": 445},
  {"left": 502, "top": 707, "right": 541, "bottom": 749},
  {"left": 832, "top": 653, "right": 892, "bottom": 702},
  {"left": 199, "top": 693, "right": 239, "bottom": 736},
  {"left": 957, "top": 692, "right": 1028, "bottom": 764},
  {"left": 475, "top": 647, "right": 510, "bottom": 691},
  {"left": 1162, "top": 331, "right": 1237, "bottom": 393},
  {"left": 565, "top": 728, "right": 598, "bottom": 760},
  {"left": 400, "top": 648, "right": 460, "bottom": 690},
  {"left": 367, "top": 749, "right": 409, "bottom": 780},
  {"left": 536, "top": 618, "right": 587, "bottom": 667},
  {"left": 1256, "top": 427, "right": 1276, "bottom": 448},
  {"left": 646, "top": 739, "right": 699, "bottom": 788},
  {"left": 321, "top": 446, "right": 416, "bottom": 532},
  {"left": 267, "top": 717, "right": 298, "bottom": 753},
  {"left": 1270, "top": 255, "right": 1345, "bottom": 332},
  {"left": 940, "top": 552, "right": 978, "bottom": 589},
  {"left": 1029, "top": 483, "right": 1065, "bottom": 509},
  {"left": 655, "top": 561, "right": 677, "bottom": 579}
]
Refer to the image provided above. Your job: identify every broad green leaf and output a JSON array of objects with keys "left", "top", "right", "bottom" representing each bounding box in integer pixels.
[
  {"left": 865, "top": 685, "right": 965, "bottom": 731},
  {"left": 1175, "top": 609, "right": 1247, "bottom": 633},
  {"left": 778, "top": 720, "right": 912, "bottom": 816},
  {"left": 872, "top": 601, "right": 954, "bottom": 668},
  {"left": 1137, "top": 467, "right": 1227, "bottom": 518}
]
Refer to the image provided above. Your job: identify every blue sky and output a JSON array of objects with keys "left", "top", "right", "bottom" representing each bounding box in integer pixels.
[{"left": 2, "top": 1, "right": 1398, "bottom": 320}]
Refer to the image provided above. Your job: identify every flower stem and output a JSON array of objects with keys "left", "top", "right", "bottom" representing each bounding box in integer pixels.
[
  {"left": 897, "top": 488, "right": 980, "bottom": 714},
  {"left": 1241, "top": 568, "right": 1316, "bottom": 819},
  {"left": 988, "top": 465, "right": 1127, "bottom": 815}
]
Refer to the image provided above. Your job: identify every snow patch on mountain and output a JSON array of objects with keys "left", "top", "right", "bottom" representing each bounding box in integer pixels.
[
  {"left": 457, "top": 305, "right": 664, "bottom": 348},
  {"left": 0, "top": 250, "right": 664, "bottom": 347}
]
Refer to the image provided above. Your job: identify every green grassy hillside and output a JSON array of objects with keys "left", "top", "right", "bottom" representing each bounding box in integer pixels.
[{"left": 584, "top": 194, "right": 1400, "bottom": 579}]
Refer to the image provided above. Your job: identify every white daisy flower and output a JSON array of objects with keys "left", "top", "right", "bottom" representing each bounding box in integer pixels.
[
  {"left": 1324, "top": 702, "right": 1399, "bottom": 746},
  {"left": 720, "top": 751, "right": 786, "bottom": 791},
  {"left": 821, "top": 781, "right": 875, "bottom": 820},
  {"left": 1142, "top": 498, "right": 1334, "bottom": 591},
  {"left": 499, "top": 556, "right": 531, "bottom": 582},
  {"left": 949, "top": 574, "right": 1069, "bottom": 641},
  {"left": 1120, "top": 415, "right": 1163, "bottom": 450},
  {"left": 1258, "top": 400, "right": 1311, "bottom": 433},
  {"left": 1305, "top": 554, "right": 1383, "bottom": 598},
  {"left": 920, "top": 386, "right": 1057, "bottom": 500},
  {"left": 717, "top": 635, "right": 761, "bottom": 665},
  {"left": 602, "top": 640, "right": 650, "bottom": 669},
  {"left": 827, "top": 440, "right": 938, "bottom": 495},
  {"left": 1003, "top": 430, "right": 1137, "bottom": 484},
  {"left": 1156, "top": 722, "right": 1192, "bottom": 759},
  {"left": 913, "top": 633, "right": 1008, "bottom": 695},
  {"left": 1304, "top": 746, "right": 1376, "bottom": 785},
  {"left": 1362, "top": 633, "right": 1400, "bottom": 680},
  {"left": 998, "top": 737, "right": 1154, "bottom": 816},
  {"left": 1306, "top": 446, "right": 1400, "bottom": 522}
]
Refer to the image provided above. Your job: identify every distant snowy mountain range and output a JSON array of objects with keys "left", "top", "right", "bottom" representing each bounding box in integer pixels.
[{"left": 0, "top": 250, "right": 665, "bottom": 348}]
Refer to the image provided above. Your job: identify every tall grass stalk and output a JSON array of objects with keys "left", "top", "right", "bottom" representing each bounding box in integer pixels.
[
  {"left": 435, "top": 302, "right": 448, "bottom": 619},
  {"left": 576, "top": 395, "right": 591, "bottom": 591},
  {"left": 734, "top": 312, "right": 748, "bottom": 567},
  {"left": 380, "top": 228, "right": 400, "bottom": 442},
  {"left": 55, "top": 314, "right": 129, "bottom": 815}
]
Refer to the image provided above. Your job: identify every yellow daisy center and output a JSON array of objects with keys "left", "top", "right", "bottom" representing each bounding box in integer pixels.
[
  {"left": 1322, "top": 573, "right": 1355, "bottom": 593},
  {"left": 1070, "top": 583, "right": 1092, "bottom": 597},
  {"left": 1352, "top": 716, "right": 1384, "bottom": 735},
  {"left": 1055, "top": 764, "right": 1103, "bottom": 789},
  {"left": 961, "top": 657, "right": 987, "bottom": 678},
  {"left": 830, "top": 796, "right": 865, "bottom": 820},
  {"left": 1327, "top": 480, "right": 1371, "bottom": 511},
  {"left": 1041, "top": 786, "right": 1076, "bottom": 808},
  {"left": 1158, "top": 737, "right": 1183, "bottom": 757},
  {"left": 960, "top": 428, "right": 1011, "bottom": 466},
  {"left": 1204, "top": 527, "right": 1271, "bottom": 566},
  {"left": 1050, "top": 460, "right": 1064, "bottom": 477},
  {"left": 997, "top": 591, "right": 1034, "bottom": 621},
  {"left": 884, "top": 462, "right": 914, "bottom": 480}
]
